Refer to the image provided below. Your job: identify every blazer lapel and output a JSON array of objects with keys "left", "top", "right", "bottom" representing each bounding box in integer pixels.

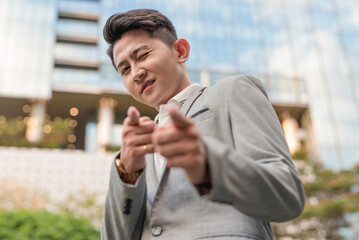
[{"left": 180, "top": 86, "right": 206, "bottom": 116}]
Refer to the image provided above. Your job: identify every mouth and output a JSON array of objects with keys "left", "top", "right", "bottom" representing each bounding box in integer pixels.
[{"left": 141, "top": 80, "right": 155, "bottom": 93}]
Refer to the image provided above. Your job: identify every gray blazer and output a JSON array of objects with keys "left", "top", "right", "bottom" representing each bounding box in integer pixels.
[{"left": 101, "top": 75, "right": 305, "bottom": 240}]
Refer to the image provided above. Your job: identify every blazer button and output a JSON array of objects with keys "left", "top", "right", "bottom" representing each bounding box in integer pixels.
[{"left": 151, "top": 226, "right": 162, "bottom": 236}]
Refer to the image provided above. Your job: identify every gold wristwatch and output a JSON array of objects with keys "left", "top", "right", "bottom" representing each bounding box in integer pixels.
[{"left": 115, "top": 159, "right": 143, "bottom": 184}]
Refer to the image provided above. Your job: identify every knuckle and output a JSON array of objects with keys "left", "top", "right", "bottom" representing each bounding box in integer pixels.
[
  {"left": 189, "top": 144, "right": 197, "bottom": 153},
  {"left": 126, "top": 138, "right": 136, "bottom": 147},
  {"left": 187, "top": 151, "right": 196, "bottom": 159},
  {"left": 123, "top": 117, "right": 131, "bottom": 125},
  {"left": 128, "top": 147, "right": 139, "bottom": 157},
  {"left": 157, "top": 146, "right": 165, "bottom": 155},
  {"left": 184, "top": 141, "right": 196, "bottom": 153},
  {"left": 148, "top": 122, "right": 156, "bottom": 130},
  {"left": 140, "top": 116, "right": 150, "bottom": 122},
  {"left": 189, "top": 128, "right": 199, "bottom": 138},
  {"left": 153, "top": 133, "right": 161, "bottom": 144},
  {"left": 127, "top": 148, "right": 134, "bottom": 156},
  {"left": 166, "top": 160, "right": 173, "bottom": 168},
  {"left": 122, "top": 126, "right": 134, "bottom": 137},
  {"left": 147, "top": 144, "right": 154, "bottom": 153}
]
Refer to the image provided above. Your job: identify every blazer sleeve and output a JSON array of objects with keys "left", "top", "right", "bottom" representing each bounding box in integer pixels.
[
  {"left": 203, "top": 75, "right": 305, "bottom": 222},
  {"left": 101, "top": 159, "right": 146, "bottom": 240}
]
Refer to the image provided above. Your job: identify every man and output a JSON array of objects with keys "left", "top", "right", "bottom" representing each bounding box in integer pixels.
[{"left": 101, "top": 9, "right": 305, "bottom": 240}]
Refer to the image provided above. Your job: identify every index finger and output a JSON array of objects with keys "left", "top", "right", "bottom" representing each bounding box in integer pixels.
[
  {"left": 168, "top": 107, "right": 191, "bottom": 129},
  {"left": 126, "top": 106, "right": 140, "bottom": 126}
]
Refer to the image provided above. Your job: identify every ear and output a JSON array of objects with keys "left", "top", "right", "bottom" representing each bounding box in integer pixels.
[{"left": 175, "top": 38, "right": 190, "bottom": 63}]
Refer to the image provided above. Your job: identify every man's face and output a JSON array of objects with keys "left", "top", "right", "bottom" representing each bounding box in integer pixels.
[{"left": 113, "top": 29, "right": 188, "bottom": 108}]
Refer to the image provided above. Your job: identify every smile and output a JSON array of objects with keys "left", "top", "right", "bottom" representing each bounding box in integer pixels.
[{"left": 141, "top": 80, "right": 155, "bottom": 93}]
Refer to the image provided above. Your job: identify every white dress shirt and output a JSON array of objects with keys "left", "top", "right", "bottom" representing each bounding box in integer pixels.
[{"left": 153, "top": 83, "right": 203, "bottom": 180}]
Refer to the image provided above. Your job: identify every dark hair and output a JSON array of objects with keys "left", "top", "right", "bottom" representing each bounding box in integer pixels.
[{"left": 103, "top": 9, "right": 178, "bottom": 69}]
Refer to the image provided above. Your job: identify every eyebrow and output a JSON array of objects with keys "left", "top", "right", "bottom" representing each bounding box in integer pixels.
[{"left": 116, "top": 45, "right": 150, "bottom": 72}]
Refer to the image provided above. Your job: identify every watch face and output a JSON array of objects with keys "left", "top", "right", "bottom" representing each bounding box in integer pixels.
[{"left": 115, "top": 158, "right": 143, "bottom": 184}]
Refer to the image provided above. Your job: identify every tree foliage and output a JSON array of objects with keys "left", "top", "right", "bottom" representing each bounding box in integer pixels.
[
  {"left": 0, "top": 116, "right": 74, "bottom": 148},
  {"left": 273, "top": 149, "right": 359, "bottom": 240}
]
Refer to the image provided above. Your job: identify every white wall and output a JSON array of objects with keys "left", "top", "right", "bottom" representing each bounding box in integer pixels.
[{"left": 0, "top": 147, "right": 114, "bottom": 203}]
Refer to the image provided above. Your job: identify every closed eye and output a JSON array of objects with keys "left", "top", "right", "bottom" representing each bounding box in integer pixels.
[
  {"left": 121, "top": 66, "right": 130, "bottom": 76},
  {"left": 138, "top": 52, "right": 149, "bottom": 61}
]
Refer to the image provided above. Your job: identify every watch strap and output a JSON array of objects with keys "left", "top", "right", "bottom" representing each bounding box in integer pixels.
[{"left": 115, "top": 158, "right": 143, "bottom": 184}]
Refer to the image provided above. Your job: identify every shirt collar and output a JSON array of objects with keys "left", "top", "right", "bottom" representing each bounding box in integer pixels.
[
  {"left": 170, "top": 83, "right": 203, "bottom": 105},
  {"left": 155, "top": 83, "right": 203, "bottom": 111}
]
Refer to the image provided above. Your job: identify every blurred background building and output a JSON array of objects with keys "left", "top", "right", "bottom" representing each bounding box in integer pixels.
[{"left": 0, "top": 0, "right": 358, "bottom": 172}]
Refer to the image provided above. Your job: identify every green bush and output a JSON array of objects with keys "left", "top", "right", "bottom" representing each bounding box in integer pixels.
[{"left": 0, "top": 210, "right": 100, "bottom": 240}]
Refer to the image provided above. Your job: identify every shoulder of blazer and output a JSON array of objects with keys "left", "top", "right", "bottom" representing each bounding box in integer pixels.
[{"left": 208, "top": 74, "right": 268, "bottom": 99}]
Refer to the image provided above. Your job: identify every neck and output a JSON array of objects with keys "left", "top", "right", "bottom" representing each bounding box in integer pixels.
[
  {"left": 177, "top": 70, "right": 192, "bottom": 92},
  {"left": 154, "top": 76, "right": 192, "bottom": 110}
]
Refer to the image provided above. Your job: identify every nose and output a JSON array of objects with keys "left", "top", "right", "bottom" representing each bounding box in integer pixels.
[{"left": 132, "top": 65, "right": 146, "bottom": 83}]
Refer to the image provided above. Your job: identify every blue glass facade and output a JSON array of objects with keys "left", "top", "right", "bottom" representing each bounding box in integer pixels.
[
  {"left": 59, "top": 0, "right": 100, "bottom": 13},
  {"left": 99, "top": 0, "right": 359, "bottom": 169},
  {"left": 0, "top": 0, "right": 358, "bottom": 169},
  {"left": 0, "top": 0, "right": 56, "bottom": 99}
]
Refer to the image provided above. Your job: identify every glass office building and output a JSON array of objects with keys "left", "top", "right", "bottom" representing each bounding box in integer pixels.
[
  {"left": 102, "top": 0, "right": 359, "bottom": 169},
  {"left": 0, "top": 0, "right": 358, "bottom": 170},
  {"left": 0, "top": 0, "right": 56, "bottom": 99}
]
